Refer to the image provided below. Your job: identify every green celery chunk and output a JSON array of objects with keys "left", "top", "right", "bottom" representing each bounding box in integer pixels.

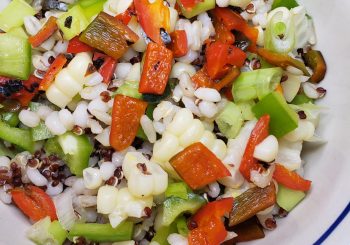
[
  {"left": 272, "top": 0, "right": 299, "bottom": 10},
  {"left": 155, "top": 193, "right": 206, "bottom": 228},
  {"left": 0, "top": 120, "right": 34, "bottom": 152},
  {"left": 57, "top": 5, "right": 89, "bottom": 40},
  {"left": 176, "top": 216, "right": 189, "bottom": 236},
  {"left": 57, "top": 132, "right": 93, "bottom": 176},
  {"left": 291, "top": 94, "right": 314, "bottom": 105},
  {"left": 2, "top": 112, "right": 19, "bottom": 127},
  {"left": 237, "top": 101, "right": 256, "bottom": 121},
  {"left": 31, "top": 122, "right": 54, "bottom": 141},
  {"left": 68, "top": 222, "right": 134, "bottom": 242},
  {"left": 177, "top": 0, "right": 215, "bottom": 18},
  {"left": 7, "top": 26, "right": 28, "bottom": 39},
  {"left": 215, "top": 102, "right": 243, "bottom": 139},
  {"left": 115, "top": 81, "right": 142, "bottom": 99},
  {"left": 152, "top": 222, "right": 177, "bottom": 245},
  {"left": 233, "top": 67, "right": 283, "bottom": 102},
  {"left": 277, "top": 184, "right": 305, "bottom": 212},
  {"left": 0, "top": 141, "right": 15, "bottom": 158},
  {"left": 252, "top": 91, "right": 298, "bottom": 138},
  {"left": 0, "top": 0, "right": 36, "bottom": 32},
  {"left": 48, "top": 221, "right": 67, "bottom": 245},
  {"left": 0, "top": 33, "right": 32, "bottom": 80},
  {"left": 80, "top": 0, "right": 107, "bottom": 21},
  {"left": 165, "top": 182, "right": 189, "bottom": 200}
]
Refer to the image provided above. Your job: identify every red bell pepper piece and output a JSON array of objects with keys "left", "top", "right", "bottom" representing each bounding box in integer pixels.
[
  {"left": 134, "top": 0, "right": 170, "bottom": 44},
  {"left": 39, "top": 54, "right": 67, "bottom": 91},
  {"left": 13, "top": 75, "right": 42, "bottom": 106},
  {"left": 205, "top": 41, "right": 246, "bottom": 79},
  {"left": 11, "top": 185, "right": 58, "bottom": 222},
  {"left": 212, "top": 7, "right": 258, "bottom": 51},
  {"left": 93, "top": 52, "right": 117, "bottom": 85},
  {"left": 67, "top": 36, "right": 94, "bottom": 54},
  {"left": 28, "top": 16, "right": 58, "bottom": 47},
  {"left": 191, "top": 68, "right": 214, "bottom": 89},
  {"left": 170, "top": 142, "right": 231, "bottom": 190},
  {"left": 239, "top": 115, "right": 270, "bottom": 180},
  {"left": 273, "top": 164, "right": 312, "bottom": 191},
  {"left": 110, "top": 95, "right": 148, "bottom": 151},
  {"left": 139, "top": 42, "right": 173, "bottom": 95},
  {"left": 115, "top": 3, "right": 135, "bottom": 25},
  {"left": 169, "top": 30, "right": 188, "bottom": 58},
  {"left": 213, "top": 16, "right": 235, "bottom": 45},
  {"left": 189, "top": 198, "right": 234, "bottom": 245}
]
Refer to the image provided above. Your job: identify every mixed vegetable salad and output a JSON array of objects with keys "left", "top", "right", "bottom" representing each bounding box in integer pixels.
[{"left": 0, "top": 0, "right": 327, "bottom": 244}]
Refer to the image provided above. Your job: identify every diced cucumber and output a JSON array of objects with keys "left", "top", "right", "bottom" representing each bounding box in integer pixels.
[
  {"left": 0, "top": 33, "right": 32, "bottom": 80},
  {"left": 27, "top": 217, "right": 66, "bottom": 245},
  {"left": 152, "top": 222, "right": 177, "bottom": 245},
  {"left": 155, "top": 193, "right": 206, "bottom": 229},
  {"left": 175, "top": 216, "right": 189, "bottom": 236},
  {"left": 277, "top": 184, "right": 305, "bottom": 212},
  {"left": 115, "top": 81, "right": 142, "bottom": 99},
  {"left": 7, "top": 26, "right": 28, "bottom": 39},
  {"left": 57, "top": 132, "right": 93, "bottom": 176},
  {"left": 291, "top": 94, "right": 314, "bottom": 105},
  {"left": 57, "top": 5, "right": 89, "bottom": 40},
  {"left": 0, "top": 0, "right": 36, "bottom": 32},
  {"left": 177, "top": 0, "right": 215, "bottom": 18},
  {"left": 252, "top": 91, "right": 298, "bottom": 138},
  {"left": 31, "top": 121, "right": 54, "bottom": 141},
  {"left": 165, "top": 182, "right": 189, "bottom": 200},
  {"left": 1, "top": 112, "right": 19, "bottom": 127},
  {"left": 215, "top": 102, "right": 243, "bottom": 139},
  {"left": 237, "top": 101, "right": 256, "bottom": 121}
]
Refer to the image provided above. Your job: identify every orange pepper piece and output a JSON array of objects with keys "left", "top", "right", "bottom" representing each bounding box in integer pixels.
[
  {"left": 39, "top": 54, "right": 67, "bottom": 91},
  {"left": 28, "top": 16, "right": 58, "bottom": 47},
  {"left": 273, "top": 163, "right": 312, "bottom": 191},
  {"left": 191, "top": 68, "right": 214, "bottom": 89},
  {"left": 169, "top": 30, "right": 188, "bottom": 58},
  {"left": 110, "top": 95, "right": 148, "bottom": 151}
]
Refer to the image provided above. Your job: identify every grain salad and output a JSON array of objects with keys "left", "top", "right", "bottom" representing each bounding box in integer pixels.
[{"left": 0, "top": 0, "right": 327, "bottom": 244}]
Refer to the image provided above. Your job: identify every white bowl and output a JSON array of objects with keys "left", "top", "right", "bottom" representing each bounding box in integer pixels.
[{"left": 1, "top": 1, "right": 350, "bottom": 244}]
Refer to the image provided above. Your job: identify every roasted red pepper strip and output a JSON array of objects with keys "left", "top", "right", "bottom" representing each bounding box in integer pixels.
[
  {"left": 212, "top": 7, "right": 258, "bottom": 50},
  {"left": 239, "top": 114, "right": 270, "bottom": 180},
  {"left": 110, "top": 95, "right": 148, "bottom": 151},
  {"left": 13, "top": 75, "right": 42, "bottom": 106},
  {"left": 189, "top": 198, "right": 234, "bottom": 245},
  {"left": 39, "top": 54, "right": 67, "bottom": 91},
  {"left": 28, "top": 16, "right": 58, "bottom": 47},
  {"left": 93, "top": 52, "right": 117, "bottom": 85},
  {"left": 134, "top": 0, "right": 170, "bottom": 44},
  {"left": 205, "top": 41, "right": 246, "bottom": 79},
  {"left": 213, "top": 66, "right": 240, "bottom": 91},
  {"left": 273, "top": 163, "right": 312, "bottom": 191},
  {"left": 139, "top": 42, "right": 173, "bottom": 95},
  {"left": 170, "top": 142, "right": 231, "bottom": 190},
  {"left": 67, "top": 36, "right": 94, "bottom": 54},
  {"left": 11, "top": 185, "right": 58, "bottom": 222},
  {"left": 115, "top": 3, "right": 135, "bottom": 25},
  {"left": 191, "top": 68, "right": 214, "bottom": 89},
  {"left": 169, "top": 30, "right": 188, "bottom": 58},
  {"left": 213, "top": 16, "right": 235, "bottom": 45}
]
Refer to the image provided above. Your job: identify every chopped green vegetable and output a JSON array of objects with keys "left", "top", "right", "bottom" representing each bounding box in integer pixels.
[
  {"left": 7, "top": 26, "right": 28, "bottom": 39},
  {"left": 291, "top": 94, "right": 314, "bottom": 105},
  {"left": 68, "top": 222, "right": 134, "bottom": 242},
  {"left": 237, "top": 101, "right": 256, "bottom": 121},
  {"left": 57, "top": 132, "right": 93, "bottom": 177},
  {"left": 1, "top": 112, "right": 19, "bottom": 127},
  {"left": 44, "top": 137, "right": 65, "bottom": 159},
  {"left": 77, "top": 0, "right": 102, "bottom": 8},
  {"left": 115, "top": 81, "right": 142, "bottom": 99},
  {"left": 233, "top": 68, "right": 283, "bottom": 102},
  {"left": 0, "top": 141, "right": 15, "bottom": 158},
  {"left": 27, "top": 217, "right": 66, "bottom": 245},
  {"left": 175, "top": 216, "right": 189, "bottom": 236},
  {"left": 272, "top": 0, "right": 299, "bottom": 10},
  {"left": 155, "top": 193, "right": 206, "bottom": 228},
  {"left": 80, "top": 0, "right": 107, "bottom": 21},
  {"left": 0, "top": 0, "right": 36, "bottom": 32},
  {"left": 0, "top": 33, "right": 32, "bottom": 80},
  {"left": 142, "top": 83, "right": 172, "bottom": 104},
  {"left": 277, "top": 184, "right": 305, "bottom": 212},
  {"left": 31, "top": 122, "right": 54, "bottom": 141},
  {"left": 177, "top": 0, "right": 215, "bottom": 18},
  {"left": 165, "top": 182, "right": 190, "bottom": 200},
  {"left": 146, "top": 104, "right": 156, "bottom": 120},
  {"left": 57, "top": 5, "right": 89, "bottom": 40},
  {"left": 0, "top": 120, "right": 34, "bottom": 152},
  {"left": 215, "top": 102, "right": 243, "bottom": 139},
  {"left": 252, "top": 91, "right": 298, "bottom": 138},
  {"left": 152, "top": 222, "right": 177, "bottom": 245},
  {"left": 136, "top": 126, "right": 147, "bottom": 141}
]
